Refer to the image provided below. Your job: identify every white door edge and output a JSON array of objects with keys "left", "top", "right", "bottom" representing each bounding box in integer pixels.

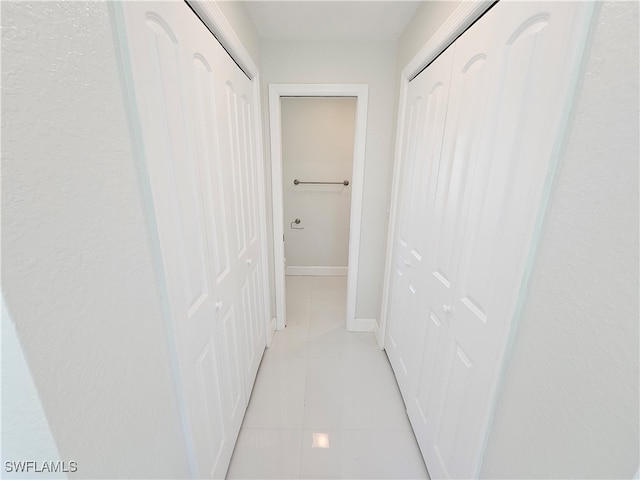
[{"left": 268, "top": 84, "right": 369, "bottom": 332}]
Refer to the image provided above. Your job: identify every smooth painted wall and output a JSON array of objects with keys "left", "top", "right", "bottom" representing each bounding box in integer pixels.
[
  {"left": 282, "top": 97, "right": 356, "bottom": 272},
  {"left": 215, "top": 0, "right": 261, "bottom": 69},
  {"left": 2, "top": 2, "right": 191, "bottom": 477},
  {"left": 395, "top": 0, "right": 461, "bottom": 76},
  {"left": 481, "top": 2, "right": 639, "bottom": 477},
  {"left": 262, "top": 40, "right": 397, "bottom": 320},
  {"left": 2, "top": 297, "right": 66, "bottom": 479}
]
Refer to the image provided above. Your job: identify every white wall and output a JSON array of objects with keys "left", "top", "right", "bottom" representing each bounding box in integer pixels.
[
  {"left": 1, "top": 2, "right": 191, "bottom": 477},
  {"left": 395, "top": 0, "right": 461, "bottom": 76},
  {"left": 481, "top": 2, "right": 639, "bottom": 477},
  {"left": 215, "top": 0, "right": 261, "bottom": 69},
  {"left": 262, "top": 40, "right": 397, "bottom": 321},
  {"left": 282, "top": 97, "right": 356, "bottom": 273}
]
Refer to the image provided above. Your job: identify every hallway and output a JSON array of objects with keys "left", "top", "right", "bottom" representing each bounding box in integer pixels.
[{"left": 227, "top": 276, "right": 429, "bottom": 479}]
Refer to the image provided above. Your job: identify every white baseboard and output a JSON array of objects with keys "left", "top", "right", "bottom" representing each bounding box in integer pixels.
[
  {"left": 348, "top": 318, "right": 377, "bottom": 333},
  {"left": 285, "top": 266, "right": 347, "bottom": 276}
]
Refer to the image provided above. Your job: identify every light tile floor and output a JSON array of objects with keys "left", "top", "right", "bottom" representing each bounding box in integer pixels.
[{"left": 227, "top": 276, "right": 429, "bottom": 479}]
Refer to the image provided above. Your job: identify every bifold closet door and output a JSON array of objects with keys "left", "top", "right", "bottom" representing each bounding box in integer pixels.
[
  {"left": 120, "top": 2, "right": 266, "bottom": 478},
  {"left": 406, "top": 4, "right": 494, "bottom": 467},
  {"left": 388, "top": 1, "right": 594, "bottom": 478},
  {"left": 385, "top": 45, "right": 455, "bottom": 398}
]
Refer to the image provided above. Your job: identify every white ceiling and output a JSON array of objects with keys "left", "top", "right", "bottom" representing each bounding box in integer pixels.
[{"left": 243, "top": 1, "right": 424, "bottom": 41}]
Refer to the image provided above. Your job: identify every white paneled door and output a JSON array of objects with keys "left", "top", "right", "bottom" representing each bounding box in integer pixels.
[
  {"left": 119, "top": 2, "right": 266, "bottom": 478},
  {"left": 385, "top": 45, "right": 455, "bottom": 399},
  {"left": 388, "top": 2, "right": 594, "bottom": 478}
]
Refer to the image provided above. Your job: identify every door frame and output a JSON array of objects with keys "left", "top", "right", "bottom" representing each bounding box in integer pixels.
[
  {"left": 378, "top": 0, "right": 493, "bottom": 349},
  {"left": 268, "top": 84, "right": 369, "bottom": 332}
]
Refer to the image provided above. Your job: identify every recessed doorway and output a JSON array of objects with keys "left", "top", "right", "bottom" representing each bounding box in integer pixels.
[{"left": 268, "top": 84, "right": 369, "bottom": 332}]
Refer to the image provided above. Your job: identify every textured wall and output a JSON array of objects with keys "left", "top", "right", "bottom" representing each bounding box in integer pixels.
[
  {"left": 481, "top": 2, "right": 639, "bottom": 477},
  {"left": 2, "top": 2, "right": 191, "bottom": 477},
  {"left": 262, "top": 40, "right": 397, "bottom": 321}
]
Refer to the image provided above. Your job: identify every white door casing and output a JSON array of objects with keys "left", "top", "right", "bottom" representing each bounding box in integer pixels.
[
  {"left": 116, "top": 2, "right": 269, "bottom": 477},
  {"left": 268, "top": 84, "right": 369, "bottom": 332},
  {"left": 385, "top": 1, "right": 595, "bottom": 478}
]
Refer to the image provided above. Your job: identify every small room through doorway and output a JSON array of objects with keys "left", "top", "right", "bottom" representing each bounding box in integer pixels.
[
  {"left": 282, "top": 97, "right": 356, "bottom": 275},
  {"left": 269, "top": 84, "right": 368, "bottom": 333},
  {"left": 281, "top": 96, "right": 356, "bottom": 334}
]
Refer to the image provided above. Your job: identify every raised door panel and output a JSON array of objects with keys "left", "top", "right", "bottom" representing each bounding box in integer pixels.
[
  {"left": 222, "top": 76, "right": 266, "bottom": 399},
  {"left": 386, "top": 91, "right": 424, "bottom": 389},
  {"left": 386, "top": 46, "right": 455, "bottom": 401},
  {"left": 187, "top": 45, "right": 247, "bottom": 457},
  {"left": 422, "top": 3, "right": 594, "bottom": 478}
]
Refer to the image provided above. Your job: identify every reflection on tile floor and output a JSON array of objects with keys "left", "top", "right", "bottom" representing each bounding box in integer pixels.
[{"left": 227, "top": 276, "right": 429, "bottom": 479}]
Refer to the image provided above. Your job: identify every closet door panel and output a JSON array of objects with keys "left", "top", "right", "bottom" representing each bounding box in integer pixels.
[
  {"left": 408, "top": 11, "right": 495, "bottom": 461},
  {"left": 386, "top": 91, "right": 424, "bottom": 391},
  {"left": 122, "top": 7, "right": 233, "bottom": 477},
  {"left": 423, "top": 3, "right": 594, "bottom": 478},
  {"left": 222, "top": 76, "right": 266, "bottom": 399},
  {"left": 386, "top": 46, "right": 455, "bottom": 400},
  {"left": 120, "top": 2, "right": 267, "bottom": 477},
  {"left": 188, "top": 50, "right": 247, "bottom": 455}
]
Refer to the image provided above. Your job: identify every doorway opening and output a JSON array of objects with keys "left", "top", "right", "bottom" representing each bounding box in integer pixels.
[{"left": 268, "top": 84, "right": 369, "bottom": 332}]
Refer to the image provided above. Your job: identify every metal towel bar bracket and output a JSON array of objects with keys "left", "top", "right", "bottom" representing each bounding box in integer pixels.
[{"left": 293, "top": 179, "right": 349, "bottom": 186}]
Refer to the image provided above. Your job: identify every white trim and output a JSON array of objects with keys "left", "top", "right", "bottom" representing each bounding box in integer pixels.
[
  {"left": 285, "top": 266, "right": 348, "bottom": 277},
  {"left": 350, "top": 318, "right": 377, "bottom": 333},
  {"left": 379, "top": 0, "right": 492, "bottom": 351},
  {"left": 268, "top": 84, "right": 369, "bottom": 333},
  {"left": 187, "top": 1, "right": 273, "bottom": 348}
]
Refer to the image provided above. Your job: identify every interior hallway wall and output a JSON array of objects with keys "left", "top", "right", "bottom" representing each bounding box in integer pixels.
[
  {"left": 281, "top": 97, "right": 356, "bottom": 274},
  {"left": 1, "top": 2, "right": 192, "bottom": 477},
  {"left": 261, "top": 40, "right": 397, "bottom": 322}
]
